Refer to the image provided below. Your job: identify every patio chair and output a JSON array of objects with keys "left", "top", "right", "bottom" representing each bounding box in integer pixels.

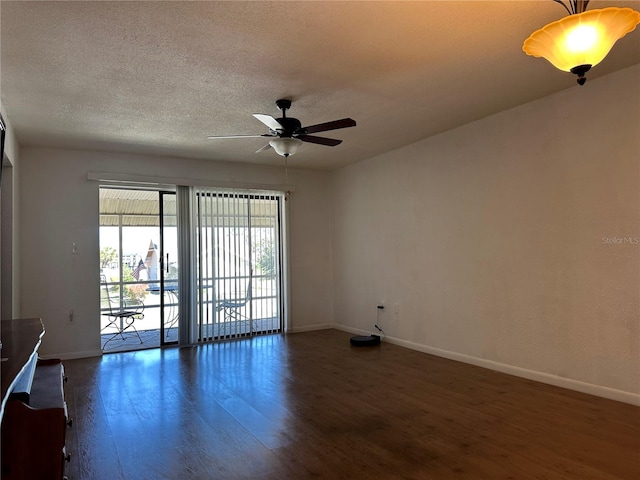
[
  {"left": 146, "top": 283, "right": 179, "bottom": 340},
  {"left": 215, "top": 275, "right": 252, "bottom": 333},
  {"left": 100, "top": 274, "right": 144, "bottom": 349}
]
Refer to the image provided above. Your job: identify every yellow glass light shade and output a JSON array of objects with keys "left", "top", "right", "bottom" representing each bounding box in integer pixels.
[{"left": 523, "top": 7, "right": 640, "bottom": 72}]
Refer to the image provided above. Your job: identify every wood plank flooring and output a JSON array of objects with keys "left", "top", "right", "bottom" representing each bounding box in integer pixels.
[{"left": 62, "top": 329, "right": 640, "bottom": 479}]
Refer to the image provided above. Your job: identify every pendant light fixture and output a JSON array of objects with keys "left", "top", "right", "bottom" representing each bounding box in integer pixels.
[{"left": 523, "top": 1, "right": 640, "bottom": 85}]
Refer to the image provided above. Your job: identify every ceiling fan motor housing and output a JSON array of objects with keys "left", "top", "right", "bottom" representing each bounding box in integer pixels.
[{"left": 276, "top": 117, "right": 303, "bottom": 136}]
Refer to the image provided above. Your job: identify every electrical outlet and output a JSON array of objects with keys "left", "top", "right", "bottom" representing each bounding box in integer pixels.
[
  {"left": 393, "top": 303, "right": 400, "bottom": 321},
  {"left": 68, "top": 309, "right": 74, "bottom": 323}
]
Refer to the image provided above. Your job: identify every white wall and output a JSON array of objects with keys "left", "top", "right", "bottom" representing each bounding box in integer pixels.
[
  {"left": 330, "top": 65, "right": 640, "bottom": 404},
  {"left": 18, "top": 148, "right": 333, "bottom": 357},
  {"left": 286, "top": 170, "right": 334, "bottom": 332}
]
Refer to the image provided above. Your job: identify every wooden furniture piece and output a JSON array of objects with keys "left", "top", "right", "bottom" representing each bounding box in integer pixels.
[{"left": 1, "top": 318, "right": 71, "bottom": 480}]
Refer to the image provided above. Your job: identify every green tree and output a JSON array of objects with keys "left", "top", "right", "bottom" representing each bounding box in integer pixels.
[
  {"left": 122, "top": 264, "right": 147, "bottom": 304},
  {"left": 254, "top": 239, "right": 276, "bottom": 277},
  {"left": 100, "top": 247, "right": 117, "bottom": 268}
]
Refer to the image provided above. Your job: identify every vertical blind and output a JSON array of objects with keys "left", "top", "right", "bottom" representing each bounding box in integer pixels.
[{"left": 194, "top": 187, "right": 282, "bottom": 341}]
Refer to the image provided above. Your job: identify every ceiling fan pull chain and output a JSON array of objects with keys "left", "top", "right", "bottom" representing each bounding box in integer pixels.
[{"left": 284, "top": 156, "right": 291, "bottom": 201}]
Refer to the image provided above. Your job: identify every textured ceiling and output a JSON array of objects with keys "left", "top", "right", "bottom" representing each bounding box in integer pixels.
[{"left": 1, "top": 1, "right": 639, "bottom": 171}]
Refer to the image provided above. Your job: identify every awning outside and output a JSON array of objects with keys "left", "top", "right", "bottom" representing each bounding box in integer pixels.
[{"left": 100, "top": 188, "right": 278, "bottom": 227}]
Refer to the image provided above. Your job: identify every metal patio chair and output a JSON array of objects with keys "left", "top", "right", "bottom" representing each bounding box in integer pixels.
[
  {"left": 215, "top": 275, "right": 252, "bottom": 334},
  {"left": 100, "top": 274, "right": 144, "bottom": 349}
]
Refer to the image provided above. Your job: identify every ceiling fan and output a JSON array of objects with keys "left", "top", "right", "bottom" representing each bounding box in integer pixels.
[{"left": 207, "top": 99, "right": 356, "bottom": 157}]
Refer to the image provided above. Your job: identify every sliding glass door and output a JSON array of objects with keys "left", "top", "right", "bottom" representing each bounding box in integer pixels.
[
  {"left": 99, "top": 186, "right": 284, "bottom": 351},
  {"left": 99, "top": 188, "right": 178, "bottom": 352},
  {"left": 194, "top": 188, "right": 283, "bottom": 341},
  {"left": 159, "top": 192, "right": 178, "bottom": 345}
]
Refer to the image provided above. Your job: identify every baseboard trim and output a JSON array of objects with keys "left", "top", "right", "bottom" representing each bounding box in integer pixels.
[
  {"left": 332, "top": 324, "right": 379, "bottom": 337},
  {"left": 288, "top": 323, "right": 335, "bottom": 333},
  {"left": 329, "top": 324, "right": 640, "bottom": 406},
  {"left": 40, "top": 349, "right": 103, "bottom": 361}
]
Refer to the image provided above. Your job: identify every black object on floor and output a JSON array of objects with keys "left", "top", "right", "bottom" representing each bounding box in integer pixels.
[{"left": 350, "top": 335, "right": 381, "bottom": 346}]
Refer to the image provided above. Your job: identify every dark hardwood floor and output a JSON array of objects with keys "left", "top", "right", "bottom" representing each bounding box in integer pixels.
[{"left": 63, "top": 329, "right": 640, "bottom": 479}]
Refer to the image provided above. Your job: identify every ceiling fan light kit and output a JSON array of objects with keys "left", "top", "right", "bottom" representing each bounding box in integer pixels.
[
  {"left": 523, "top": 1, "right": 640, "bottom": 85},
  {"left": 269, "top": 137, "right": 302, "bottom": 157},
  {"left": 208, "top": 99, "right": 356, "bottom": 158}
]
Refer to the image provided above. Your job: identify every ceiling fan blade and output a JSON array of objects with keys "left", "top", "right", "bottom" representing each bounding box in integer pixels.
[
  {"left": 255, "top": 144, "right": 272, "bottom": 153},
  {"left": 299, "top": 135, "right": 343, "bottom": 147},
  {"left": 207, "top": 134, "right": 273, "bottom": 139},
  {"left": 302, "top": 118, "right": 356, "bottom": 135},
  {"left": 253, "top": 114, "right": 283, "bottom": 131}
]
